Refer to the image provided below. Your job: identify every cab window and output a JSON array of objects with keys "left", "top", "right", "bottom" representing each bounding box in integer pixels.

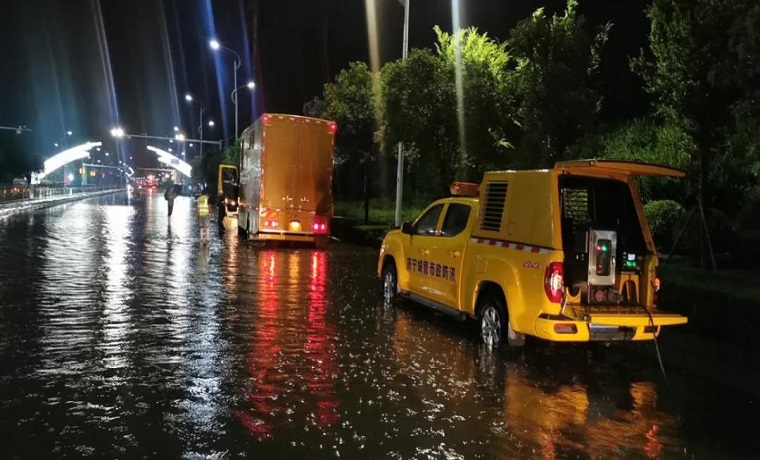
[
  {"left": 441, "top": 203, "right": 471, "bottom": 237},
  {"left": 415, "top": 204, "right": 444, "bottom": 235}
]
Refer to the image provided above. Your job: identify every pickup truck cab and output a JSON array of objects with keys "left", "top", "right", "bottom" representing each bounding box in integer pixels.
[{"left": 377, "top": 160, "right": 688, "bottom": 348}]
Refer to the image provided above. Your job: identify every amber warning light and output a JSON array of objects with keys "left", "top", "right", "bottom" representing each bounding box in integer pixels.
[{"left": 450, "top": 181, "right": 479, "bottom": 197}]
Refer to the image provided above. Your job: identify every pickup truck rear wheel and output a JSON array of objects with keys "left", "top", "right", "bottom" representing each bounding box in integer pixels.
[
  {"left": 478, "top": 295, "right": 507, "bottom": 349},
  {"left": 381, "top": 261, "right": 398, "bottom": 301}
]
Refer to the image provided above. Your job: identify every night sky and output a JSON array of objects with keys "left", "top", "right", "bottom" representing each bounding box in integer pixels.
[{"left": 0, "top": 0, "right": 650, "bottom": 166}]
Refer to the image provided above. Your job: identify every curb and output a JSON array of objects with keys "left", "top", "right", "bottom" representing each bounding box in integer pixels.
[
  {"left": 0, "top": 188, "right": 126, "bottom": 220},
  {"left": 330, "top": 216, "right": 389, "bottom": 248}
]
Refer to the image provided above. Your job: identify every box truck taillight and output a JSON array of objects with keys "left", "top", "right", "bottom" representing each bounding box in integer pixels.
[
  {"left": 544, "top": 262, "right": 564, "bottom": 303},
  {"left": 328, "top": 122, "right": 337, "bottom": 134},
  {"left": 312, "top": 216, "right": 328, "bottom": 235}
]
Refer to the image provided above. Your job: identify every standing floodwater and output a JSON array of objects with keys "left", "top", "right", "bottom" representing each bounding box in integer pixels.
[{"left": 0, "top": 193, "right": 757, "bottom": 458}]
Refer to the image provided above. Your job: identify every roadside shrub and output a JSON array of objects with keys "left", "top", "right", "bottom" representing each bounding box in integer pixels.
[{"left": 644, "top": 200, "right": 684, "bottom": 250}]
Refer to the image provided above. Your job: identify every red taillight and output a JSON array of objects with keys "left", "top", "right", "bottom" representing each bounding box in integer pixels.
[
  {"left": 544, "top": 262, "right": 564, "bottom": 303},
  {"left": 328, "top": 122, "right": 337, "bottom": 134},
  {"left": 312, "top": 216, "right": 328, "bottom": 235},
  {"left": 553, "top": 323, "right": 577, "bottom": 334}
]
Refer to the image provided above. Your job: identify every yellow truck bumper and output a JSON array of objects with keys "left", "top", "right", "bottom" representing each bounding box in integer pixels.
[
  {"left": 254, "top": 231, "right": 318, "bottom": 243},
  {"left": 533, "top": 312, "right": 687, "bottom": 342}
]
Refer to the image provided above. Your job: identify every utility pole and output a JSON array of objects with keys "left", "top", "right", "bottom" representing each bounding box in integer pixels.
[{"left": 394, "top": 0, "right": 410, "bottom": 227}]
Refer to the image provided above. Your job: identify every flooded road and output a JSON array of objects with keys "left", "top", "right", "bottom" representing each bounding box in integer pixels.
[{"left": 0, "top": 192, "right": 757, "bottom": 459}]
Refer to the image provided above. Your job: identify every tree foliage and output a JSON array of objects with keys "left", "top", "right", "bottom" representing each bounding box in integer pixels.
[
  {"left": 382, "top": 48, "right": 456, "bottom": 195},
  {"left": 323, "top": 61, "right": 379, "bottom": 167},
  {"left": 506, "top": 0, "right": 610, "bottom": 167},
  {"left": 434, "top": 26, "right": 514, "bottom": 178},
  {"left": 302, "top": 96, "right": 325, "bottom": 118},
  {"left": 191, "top": 149, "right": 222, "bottom": 187},
  {"left": 382, "top": 26, "right": 514, "bottom": 194},
  {"left": 633, "top": 0, "right": 760, "bottom": 213}
]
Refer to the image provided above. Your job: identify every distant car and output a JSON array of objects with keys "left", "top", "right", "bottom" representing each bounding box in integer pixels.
[{"left": 12, "top": 177, "right": 27, "bottom": 186}]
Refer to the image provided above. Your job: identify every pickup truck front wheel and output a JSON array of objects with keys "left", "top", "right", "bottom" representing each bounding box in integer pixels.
[
  {"left": 478, "top": 295, "right": 507, "bottom": 348},
  {"left": 381, "top": 262, "right": 398, "bottom": 301}
]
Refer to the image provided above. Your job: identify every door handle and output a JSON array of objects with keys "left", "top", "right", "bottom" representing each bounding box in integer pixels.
[
  {"left": 420, "top": 248, "right": 430, "bottom": 256},
  {"left": 449, "top": 250, "right": 461, "bottom": 257}
]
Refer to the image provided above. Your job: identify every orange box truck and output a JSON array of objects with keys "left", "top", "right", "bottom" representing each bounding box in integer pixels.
[{"left": 236, "top": 113, "right": 336, "bottom": 247}]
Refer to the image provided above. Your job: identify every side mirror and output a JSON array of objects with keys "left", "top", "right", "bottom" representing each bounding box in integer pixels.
[{"left": 401, "top": 222, "right": 414, "bottom": 235}]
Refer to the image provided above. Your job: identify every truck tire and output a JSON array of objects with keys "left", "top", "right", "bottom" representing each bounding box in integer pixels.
[
  {"left": 381, "top": 261, "right": 398, "bottom": 301},
  {"left": 478, "top": 294, "right": 508, "bottom": 349}
]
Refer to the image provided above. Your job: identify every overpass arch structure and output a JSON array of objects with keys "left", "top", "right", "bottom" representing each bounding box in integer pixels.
[
  {"left": 146, "top": 146, "right": 192, "bottom": 178},
  {"left": 36, "top": 142, "right": 103, "bottom": 179}
]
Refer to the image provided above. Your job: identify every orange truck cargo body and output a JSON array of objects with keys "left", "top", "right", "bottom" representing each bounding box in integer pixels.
[{"left": 237, "top": 114, "right": 336, "bottom": 245}]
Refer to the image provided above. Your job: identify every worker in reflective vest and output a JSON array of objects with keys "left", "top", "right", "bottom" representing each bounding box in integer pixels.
[{"left": 197, "top": 188, "right": 211, "bottom": 243}]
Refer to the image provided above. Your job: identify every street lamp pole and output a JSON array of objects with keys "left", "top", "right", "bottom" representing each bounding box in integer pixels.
[
  {"left": 231, "top": 82, "right": 256, "bottom": 138},
  {"left": 395, "top": 0, "right": 410, "bottom": 227},
  {"left": 199, "top": 105, "right": 205, "bottom": 159},
  {"left": 210, "top": 39, "right": 242, "bottom": 143},
  {"left": 185, "top": 94, "right": 206, "bottom": 158}
]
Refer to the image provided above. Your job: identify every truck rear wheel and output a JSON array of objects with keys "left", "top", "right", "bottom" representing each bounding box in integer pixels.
[
  {"left": 477, "top": 293, "right": 525, "bottom": 348},
  {"left": 381, "top": 261, "right": 398, "bottom": 301},
  {"left": 478, "top": 295, "right": 507, "bottom": 348}
]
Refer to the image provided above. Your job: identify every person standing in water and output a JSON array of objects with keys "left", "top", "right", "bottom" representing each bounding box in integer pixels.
[
  {"left": 164, "top": 182, "right": 181, "bottom": 217},
  {"left": 197, "top": 187, "right": 211, "bottom": 243}
]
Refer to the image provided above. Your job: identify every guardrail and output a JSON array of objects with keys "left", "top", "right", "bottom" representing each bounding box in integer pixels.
[{"left": 0, "top": 184, "right": 123, "bottom": 204}]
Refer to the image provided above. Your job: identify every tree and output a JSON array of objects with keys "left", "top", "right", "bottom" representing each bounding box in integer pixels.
[
  {"left": 433, "top": 26, "right": 515, "bottom": 179},
  {"left": 382, "top": 27, "right": 515, "bottom": 196},
  {"left": 303, "top": 96, "right": 325, "bottom": 118},
  {"left": 190, "top": 148, "right": 222, "bottom": 188},
  {"left": 506, "top": 0, "right": 610, "bottom": 167},
  {"left": 633, "top": 0, "right": 760, "bottom": 214},
  {"left": 323, "top": 61, "right": 379, "bottom": 222},
  {"left": 597, "top": 118, "right": 691, "bottom": 202},
  {"left": 382, "top": 48, "right": 457, "bottom": 196},
  {"left": 221, "top": 142, "right": 240, "bottom": 167}
]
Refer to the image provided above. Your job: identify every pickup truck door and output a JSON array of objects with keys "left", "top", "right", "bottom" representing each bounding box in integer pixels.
[
  {"left": 403, "top": 203, "right": 445, "bottom": 298},
  {"left": 427, "top": 202, "right": 474, "bottom": 308}
]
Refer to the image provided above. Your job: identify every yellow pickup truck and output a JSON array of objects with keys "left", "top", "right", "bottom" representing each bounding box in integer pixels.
[{"left": 377, "top": 160, "right": 688, "bottom": 347}]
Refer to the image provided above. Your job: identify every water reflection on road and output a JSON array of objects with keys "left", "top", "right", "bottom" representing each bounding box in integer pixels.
[{"left": 0, "top": 192, "right": 756, "bottom": 458}]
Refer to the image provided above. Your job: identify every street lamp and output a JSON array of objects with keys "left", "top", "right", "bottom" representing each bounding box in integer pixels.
[
  {"left": 208, "top": 120, "right": 215, "bottom": 127},
  {"left": 110, "top": 127, "right": 126, "bottom": 186},
  {"left": 231, "top": 82, "right": 256, "bottom": 129},
  {"left": 209, "top": 38, "right": 242, "bottom": 140},
  {"left": 395, "top": 0, "right": 411, "bottom": 227},
  {"left": 184, "top": 94, "right": 206, "bottom": 158}
]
